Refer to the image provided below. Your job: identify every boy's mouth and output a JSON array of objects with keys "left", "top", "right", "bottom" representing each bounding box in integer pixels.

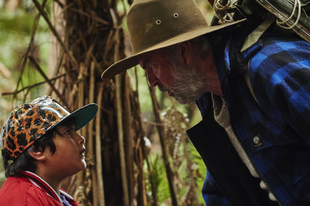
[{"left": 80, "top": 148, "right": 86, "bottom": 158}]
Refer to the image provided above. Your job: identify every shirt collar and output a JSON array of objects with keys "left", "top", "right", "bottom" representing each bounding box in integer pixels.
[{"left": 20, "top": 171, "right": 73, "bottom": 204}]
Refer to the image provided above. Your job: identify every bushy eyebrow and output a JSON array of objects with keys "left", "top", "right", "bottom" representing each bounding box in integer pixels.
[{"left": 140, "top": 58, "right": 151, "bottom": 70}]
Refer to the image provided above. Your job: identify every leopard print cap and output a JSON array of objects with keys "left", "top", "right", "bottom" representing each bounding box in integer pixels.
[{"left": 0, "top": 95, "right": 70, "bottom": 161}]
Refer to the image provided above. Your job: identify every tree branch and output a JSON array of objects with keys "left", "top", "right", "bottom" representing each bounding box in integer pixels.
[
  {"left": 28, "top": 56, "right": 68, "bottom": 109},
  {"left": 32, "top": 0, "right": 78, "bottom": 66},
  {"left": 2, "top": 73, "right": 66, "bottom": 96}
]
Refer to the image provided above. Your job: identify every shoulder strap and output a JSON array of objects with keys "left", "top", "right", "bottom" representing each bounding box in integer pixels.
[
  {"left": 242, "top": 15, "right": 275, "bottom": 104},
  {"left": 243, "top": 58, "right": 258, "bottom": 103},
  {"left": 241, "top": 14, "right": 276, "bottom": 52}
]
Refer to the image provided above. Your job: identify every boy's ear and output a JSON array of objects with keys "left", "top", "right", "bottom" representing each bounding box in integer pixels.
[{"left": 28, "top": 147, "right": 47, "bottom": 161}]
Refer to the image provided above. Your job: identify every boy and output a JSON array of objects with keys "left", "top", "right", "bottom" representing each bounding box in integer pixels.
[{"left": 0, "top": 95, "right": 98, "bottom": 206}]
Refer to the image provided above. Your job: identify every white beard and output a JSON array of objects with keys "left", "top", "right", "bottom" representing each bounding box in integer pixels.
[{"left": 159, "top": 59, "right": 207, "bottom": 104}]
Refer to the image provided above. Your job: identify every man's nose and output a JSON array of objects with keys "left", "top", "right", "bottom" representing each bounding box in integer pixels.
[{"left": 146, "top": 70, "right": 159, "bottom": 88}]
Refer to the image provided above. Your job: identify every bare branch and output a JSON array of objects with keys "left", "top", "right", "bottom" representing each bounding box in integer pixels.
[
  {"left": 2, "top": 73, "right": 66, "bottom": 96},
  {"left": 54, "top": 0, "right": 64, "bottom": 8},
  {"left": 28, "top": 56, "right": 69, "bottom": 109},
  {"left": 68, "top": 8, "right": 111, "bottom": 25},
  {"left": 32, "top": 0, "right": 78, "bottom": 66},
  {"left": 15, "top": 0, "right": 47, "bottom": 96},
  {"left": 96, "top": 83, "right": 105, "bottom": 206},
  {"left": 149, "top": 85, "right": 178, "bottom": 206}
]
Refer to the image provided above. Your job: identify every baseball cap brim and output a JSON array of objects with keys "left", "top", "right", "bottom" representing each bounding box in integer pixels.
[{"left": 57, "top": 103, "right": 98, "bottom": 131}]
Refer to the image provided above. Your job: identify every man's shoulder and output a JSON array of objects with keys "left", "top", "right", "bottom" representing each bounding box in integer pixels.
[
  {"left": 259, "top": 36, "right": 310, "bottom": 54},
  {"left": 249, "top": 36, "right": 310, "bottom": 73},
  {"left": 248, "top": 35, "right": 310, "bottom": 99}
]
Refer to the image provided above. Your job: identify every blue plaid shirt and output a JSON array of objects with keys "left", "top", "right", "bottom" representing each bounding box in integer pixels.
[{"left": 194, "top": 34, "right": 310, "bottom": 206}]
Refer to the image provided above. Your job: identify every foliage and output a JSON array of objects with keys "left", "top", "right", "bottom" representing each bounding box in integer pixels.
[
  {"left": 0, "top": 0, "right": 51, "bottom": 103},
  {"left": 144, "top": 150, "right": 206, "bottom": 206}
]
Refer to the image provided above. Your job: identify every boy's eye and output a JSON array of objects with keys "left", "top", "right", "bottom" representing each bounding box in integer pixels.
[{"left": 64, "top": 128, "right": 73, "bottom": 135}]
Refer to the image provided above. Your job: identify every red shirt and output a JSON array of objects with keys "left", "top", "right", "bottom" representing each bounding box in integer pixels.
[{"left": 0, "top": 171, "right": 79, "bottom": 206}]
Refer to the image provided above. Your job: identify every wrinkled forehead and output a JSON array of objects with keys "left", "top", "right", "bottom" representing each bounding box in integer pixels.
[
  {"left": 138, "top": 54, "right": 151, "bottom": 69},
  {"left": 137, "top": 49, "right": 169, "bottom": 69}
]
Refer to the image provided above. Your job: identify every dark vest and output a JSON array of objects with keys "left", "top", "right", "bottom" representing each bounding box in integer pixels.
[{"left": 187, "top": 93, "right": 279, "bottom": 206}]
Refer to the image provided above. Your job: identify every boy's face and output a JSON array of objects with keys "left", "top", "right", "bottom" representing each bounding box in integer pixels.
[{"left": 43, "top": 123, "right": 86, "bottom": 180}]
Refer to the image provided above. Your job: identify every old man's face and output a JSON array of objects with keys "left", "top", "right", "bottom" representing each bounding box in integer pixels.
[{"left": 138, "top": 48, "right": 207, "bottom": 104}]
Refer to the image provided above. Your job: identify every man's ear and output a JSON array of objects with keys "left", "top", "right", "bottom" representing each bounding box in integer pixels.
[
  {"left": 179, "top": 41, "right": 192, "bottom": 65},
  {"left": 28, "top": 147, "right": 47, "bottom": 161}
]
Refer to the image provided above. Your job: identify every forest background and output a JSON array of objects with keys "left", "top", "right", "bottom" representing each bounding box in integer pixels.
[{"left": 0, "top": 0, "right": 214, "bottom": 205}]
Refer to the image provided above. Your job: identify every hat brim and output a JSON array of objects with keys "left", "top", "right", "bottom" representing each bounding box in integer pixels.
[
  {"left": 101, "top": 19, "right": 246, "bottom": 79},
  {"left": 56, "top": 103, "right": 98, "bottom": 131}
]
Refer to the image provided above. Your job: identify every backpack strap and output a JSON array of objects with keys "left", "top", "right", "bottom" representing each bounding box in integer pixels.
[
  {"left": 241, "top": 14, "right": 276, "bottom": 52},
  {"left": 242, "top": 14, "right": 276, "bottom": 104},
  {"left": 243, "top": 58, "right": 258, "bottom": 103}
]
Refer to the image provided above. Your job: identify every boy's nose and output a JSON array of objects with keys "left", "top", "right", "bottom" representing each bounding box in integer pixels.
[{"left": 77, "top": 134, "right": 85, "bottom": 144}]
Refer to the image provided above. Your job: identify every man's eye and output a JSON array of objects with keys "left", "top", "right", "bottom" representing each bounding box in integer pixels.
[{"left": 144, "top": 64, "right": 154, "bottom": 71}]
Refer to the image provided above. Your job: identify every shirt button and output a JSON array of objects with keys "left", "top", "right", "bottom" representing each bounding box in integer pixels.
[{"left": 253, "top": 136, "right": 260, "bottom": 144}]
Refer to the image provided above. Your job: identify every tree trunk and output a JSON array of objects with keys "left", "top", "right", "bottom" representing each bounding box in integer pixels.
[{"left": 49, "top": 0, "right": 147, "bottom": 205}]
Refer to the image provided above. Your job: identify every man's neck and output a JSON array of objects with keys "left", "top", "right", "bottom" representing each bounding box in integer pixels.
[{"left": 200, "top": 49, "right": 223, "bottom": 97}]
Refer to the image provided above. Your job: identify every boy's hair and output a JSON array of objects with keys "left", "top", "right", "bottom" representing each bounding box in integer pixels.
[
  {"left": 2, "top": 130, "right": 56, "bottom": 177},
  {"left": 2, "top": 117, "right": 75, "bottom": 178}
]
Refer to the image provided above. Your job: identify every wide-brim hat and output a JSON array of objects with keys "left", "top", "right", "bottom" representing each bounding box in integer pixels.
[
  {"left": 101, "top": 0, "right": 245, "bottom": 79},
  {"left": 0, "top": 95, "right": 98, "bottom": 161}
]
